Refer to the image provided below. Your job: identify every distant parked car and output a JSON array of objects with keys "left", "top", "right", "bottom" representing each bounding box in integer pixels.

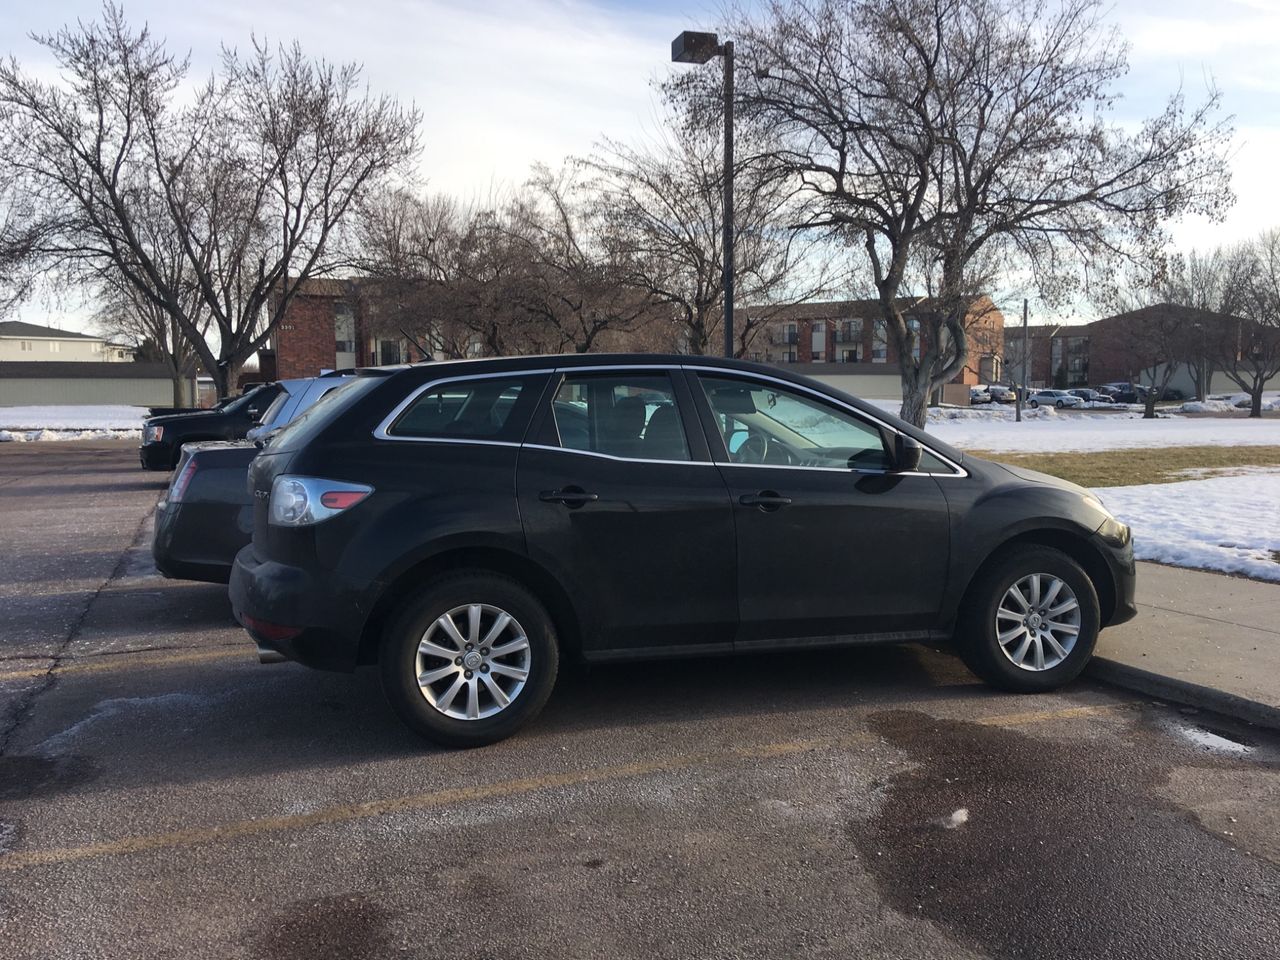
[
  {"left": 970, "top": 387, "right": 993, "bottom": 405},
  {"left": 154, "top": 375, "right": 359, "bottom": 581},
  {"left": 140, "top": 382, "right": 283, "bottom": 470},
  {"left": 1068, "top": 389, "right": 1106, "bottom": 403},
  {"left": 987, "top": 385, "right": 1015, "bottom": 404},
  {"left": 1027, "top": 389, "right": 1084, "bottom": 409}
]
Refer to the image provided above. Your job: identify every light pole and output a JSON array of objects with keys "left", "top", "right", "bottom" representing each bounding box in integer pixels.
[{"left": 672, "top": 30, "right": 734, "bottom": 358}]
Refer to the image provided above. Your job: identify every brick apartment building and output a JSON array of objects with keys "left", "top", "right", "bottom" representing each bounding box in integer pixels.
[
  {"left": 748, "top": 297, "right": 1005, "bottom": 383},
  {"left": 1004, "top": 303, "right": 1255, "bottom": 395},
  {"left": 266, "top": 278, "right": 428, "bottom": 380}
]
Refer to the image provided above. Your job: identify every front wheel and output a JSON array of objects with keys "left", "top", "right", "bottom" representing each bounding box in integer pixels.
[
  {"left": 956, "top": 545, "right": 1100, "bottom": 692},
  {"left": 380, "top": 572, "right": 559, "bottom": 748},
  {"left": 1056, "top": 399, "right": 1066, "bottom": 409},
  {"left": 1029, "top": 399, "right": 1039, "bottom": 408}
]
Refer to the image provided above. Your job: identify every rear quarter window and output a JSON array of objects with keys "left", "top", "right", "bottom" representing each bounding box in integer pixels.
[{"left": 383, "top": 375, "right": 544, "bottom": 443}]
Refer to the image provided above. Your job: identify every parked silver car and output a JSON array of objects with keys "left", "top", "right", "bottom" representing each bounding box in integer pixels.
[
  {"left": 245, "top": 373, "right": 357, "bottom": 442},
  {"left": 1028, "top": 389, "right": 1084, "bottom": 409}
]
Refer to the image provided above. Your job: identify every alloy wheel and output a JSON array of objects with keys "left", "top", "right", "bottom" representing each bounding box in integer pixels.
[
  {"left": 415, "top": 603, "right": 531, "bottom": 720},
  {"left": 994, "top": 573, "right": 1081, "bottom": 671}
]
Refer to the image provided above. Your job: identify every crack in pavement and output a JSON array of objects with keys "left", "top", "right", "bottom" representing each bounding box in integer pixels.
[{"left": 0, "top": 504, "right": 157, "bottom": 756}]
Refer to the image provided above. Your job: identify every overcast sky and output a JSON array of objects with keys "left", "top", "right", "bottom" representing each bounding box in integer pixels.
[{"left": 5, "top": 0, "right": 1279, "bottom": 331}]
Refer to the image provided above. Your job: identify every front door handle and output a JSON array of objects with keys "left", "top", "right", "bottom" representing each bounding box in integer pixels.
[
  {"left": 739, "top": 491, "right": 792, "bottom": 511},
  {"left": 539, "top": 486, "right": 599, "bottom": 508}
]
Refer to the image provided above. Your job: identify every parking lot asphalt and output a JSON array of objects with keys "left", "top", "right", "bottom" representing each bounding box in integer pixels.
[{"left": 2, "top": 441, "right": 1279, "bottom": 960}]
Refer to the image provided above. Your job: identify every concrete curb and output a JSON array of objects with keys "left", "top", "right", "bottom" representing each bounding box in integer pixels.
[{"left": 1086, "top": 657, "right": 1280, "bottom": 733}]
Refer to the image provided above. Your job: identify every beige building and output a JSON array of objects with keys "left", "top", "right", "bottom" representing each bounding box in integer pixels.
[{"left": 0, "top": 321, "right": 133, "bottom": 363}]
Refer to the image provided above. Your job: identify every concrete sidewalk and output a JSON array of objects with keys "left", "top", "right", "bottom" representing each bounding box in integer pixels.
[{"left": 1088, "top": 562, "right": 1280, "bottom": 729}]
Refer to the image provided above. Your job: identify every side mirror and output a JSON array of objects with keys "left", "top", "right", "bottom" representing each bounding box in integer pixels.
[{"left": 894, "top": 433, "right": 923, "bottom": 473}]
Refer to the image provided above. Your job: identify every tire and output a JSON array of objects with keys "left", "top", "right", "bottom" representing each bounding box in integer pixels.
[
  {"left": 379, "top": 571, "right": 559, "bottom": 748},
  {"left": 956, "top": 545, "right": 1100, "bottom": 693},
  {"left": 1056, "top": 399, "right": 1066, "bottom": 409},
  {"left": 1029, "top": 399, "right": 1039, "bottom": 408}
]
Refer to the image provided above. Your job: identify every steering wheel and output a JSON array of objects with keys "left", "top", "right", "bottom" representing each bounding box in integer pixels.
[{"left": 735, "top": 431, "right": 770, "bottom": 464}]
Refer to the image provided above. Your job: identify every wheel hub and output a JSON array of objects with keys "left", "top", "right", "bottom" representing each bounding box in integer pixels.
[{"left": 463, "top": 650, "right": 484, "bottom": 670}]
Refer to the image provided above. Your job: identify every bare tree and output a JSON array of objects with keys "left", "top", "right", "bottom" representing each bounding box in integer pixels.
[
  {"left": 0, "top": 4, "right": 420, "bottom": 397},
  {"left": 586, "top": 101, "right": 842, "bottom": 358},
  {"left": 502, "top": 165, "right": 661, "bottom": 353},
  {"left": 712, "top": 0, "right": 1233, "bottom": 426},
  {"left": 1219, "top": 230, "right": 1280, "bottom": 418},
  {"left": 95, "top": 274, "right": 207, "bottom": 406}
]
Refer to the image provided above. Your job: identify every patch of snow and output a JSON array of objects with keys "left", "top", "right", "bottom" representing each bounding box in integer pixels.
[
  {"left": 38, "top": 692, "right": 213, "bottom": 754},
  {"left": 1170, "top": 722, "right": 1254, "bottom": 756},
  {"left": 0, "top": 405, "right": 149, "bottom": 430},
  {"left": 940, "top": 808, "right": 969, "bottom": 829},
  {"left": 0, "top": 428, "right": 140, "bottom": 442},
  {"left": 1185, "top": 392, "right": 1280, "bottom": 414},
  {"left": 1093, "top": 474, "right": 1280, "bottom": 582}
]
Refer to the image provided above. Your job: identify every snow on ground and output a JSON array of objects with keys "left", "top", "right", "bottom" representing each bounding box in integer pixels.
[
  {"left": 0, "top": 405, "right": 147, "bottom": 442},
  {"left": 1094, "top": 474, "right": 1280, "bottom": 582},
  {"left": 0, "top": 405, "right": 148, "bottom": 430},
  {"left": 1182, "top": 392, "right": 1280, "bottom": 414},
  {"left": 863, "top": 401, "right": 1280, "bottom": 452}
]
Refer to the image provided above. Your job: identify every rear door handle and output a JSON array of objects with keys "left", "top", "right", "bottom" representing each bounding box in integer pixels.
[
  {"left": 539, "top": 487, "right": 599, "bottom": 507},
  {"left": 739, "top": 491, "right": 792, "bottom": 511}
]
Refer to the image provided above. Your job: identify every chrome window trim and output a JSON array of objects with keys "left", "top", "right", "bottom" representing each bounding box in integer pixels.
[
  {"left": 682, "top": 364, "right": 969, "bottom": 478},
  {"left": 522, "top": 442, "right": 719, "bottom": 468},
  {"left": 372, "top": 368, "right": 556, "bottom": 442}
]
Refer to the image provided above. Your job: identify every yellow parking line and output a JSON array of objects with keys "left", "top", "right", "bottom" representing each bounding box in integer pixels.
[
  {"left": 0, "top": 646, "right": 252, "bottom": 683},
  {"left": 0, "top": 700, "right": 1139, "bottom": 872}
]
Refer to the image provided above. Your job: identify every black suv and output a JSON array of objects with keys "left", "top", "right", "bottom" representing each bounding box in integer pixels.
[
  {"left": 230, "top": 355, "right": 1136, "bottom": 747},
  {"left": 139, "top": 382, "right": 283, "bottom": 470}
]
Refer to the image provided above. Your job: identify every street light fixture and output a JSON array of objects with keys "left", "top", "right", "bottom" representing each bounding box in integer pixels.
[{"left": 671, "top": 30, "right": 735, "bottom": 359}]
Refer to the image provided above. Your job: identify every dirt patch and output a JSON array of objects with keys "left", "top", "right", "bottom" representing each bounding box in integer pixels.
[
  {"left": 253, "top": 894, "right": 394, "bottom": 960},
  {"left": 847, "top": 709, "right": 1280, "bottom": 960}
]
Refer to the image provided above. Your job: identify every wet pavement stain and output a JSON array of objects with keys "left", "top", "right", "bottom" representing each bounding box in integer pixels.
[
  {"left": 849, "top": 709, "right": 1280, "bottom": 960},
  {"left": 254, "top": 894, "right": 394, "bottom": 960},
  {"left": 0, "top": 755, "right": 98, "bottom": 801}
]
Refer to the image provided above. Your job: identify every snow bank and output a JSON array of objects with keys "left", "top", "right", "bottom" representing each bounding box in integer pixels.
[
  {"left": 1183, "top": 392, "right": 1280, "bottom": 414},
  {"left": 0, "top": 405, "right": 148, "bottom": 430},
  {"left": 0, "top": 428, "right": 141, "bottom": 442},
  {"left": 0, "top": 405, "right": 148, "bottom": 441},
  {"left": 1094, "top": 474, "right": 1280, "bottom": 582}
]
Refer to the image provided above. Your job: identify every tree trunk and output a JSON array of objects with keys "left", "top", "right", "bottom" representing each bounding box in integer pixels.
[
  {"left": 1143, "top": 393, "right": 1157, "bottom": 419},
  {"left": 171, "top": 373, "right": 184, "bottom": 407},
  {"left": 1251, "top": 385, "right": 1264, "bottom": 418},
  {"left": 898, "top": 368, "right": 929, "bottom": 428}
]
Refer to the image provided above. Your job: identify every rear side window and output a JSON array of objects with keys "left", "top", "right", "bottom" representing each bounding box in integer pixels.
[
  {"left": 551, "top": 372, "right": 690, "bottom": 461},
  {"left": 387, "top": 376, "right": 539, "bottom": 442}
]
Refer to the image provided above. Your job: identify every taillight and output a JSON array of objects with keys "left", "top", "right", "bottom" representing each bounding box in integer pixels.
[
  {"left": 269, "top": 476, "right": 373, "bottom": 526},
  {"left": 169, "top": 456, "right": 198, "bottom": 503}
]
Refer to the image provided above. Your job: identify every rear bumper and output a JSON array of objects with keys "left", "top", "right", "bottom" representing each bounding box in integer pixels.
[
  {"left": 152, "top": 501, "right": 236, "bottom": 584},
  {"left": 228, "top": 545, "right": 371, "bottom": 672}
]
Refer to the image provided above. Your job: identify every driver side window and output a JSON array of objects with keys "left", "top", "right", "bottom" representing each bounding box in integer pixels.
[{"left": 699, "top": 375, "right": 890, "bottom": 470}]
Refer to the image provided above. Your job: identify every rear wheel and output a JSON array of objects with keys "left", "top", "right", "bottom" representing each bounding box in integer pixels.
[
  {"left": 956, "top": 545, "right": 1100, "bottom": 692},
  {"left": 380, "top": 572, "right": 559, "bottom": 748},
  {"left": 1029, "top": 399, "right": 1039, "bottom": 408},
  {"left": 1056, "top": 399, "right": 1066, "bottom": 408}
]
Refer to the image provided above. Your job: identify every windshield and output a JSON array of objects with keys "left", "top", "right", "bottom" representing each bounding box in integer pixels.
[
  {"left": 265, "top": 375, "right": 384, "bottom": 451},
  {"left": 222, "top": 384, "right": 270, "bottom": 415},
  {"left": 257, "top": 387, "right": 292, "bottom": 427}
]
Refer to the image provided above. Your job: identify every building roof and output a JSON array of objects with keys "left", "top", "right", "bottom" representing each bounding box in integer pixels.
[
  {"left": 747, "top": 295, "right": 1001, "bottom": 322},
  {"left": 0, "top": 361, "right": 177, "bottom": 379},
  {"left": 0, "top": 320, "right": 104, "bottom": 341}
]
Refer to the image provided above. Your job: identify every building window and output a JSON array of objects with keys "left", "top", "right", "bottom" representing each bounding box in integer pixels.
[
  {"left": 1050, "top": 336, "right": 1090, "bottom": 388},
  {"left": 810, "top": 321, "right": 826, "bottom": 358},
  {"left": 839, "top": 349, "right": 859, "bottom": 364},
  {"left": 872, "top": 322, "right": 888, "bottom": 363},
  {"left": 49, "top": 341, "right": 60, "bottom": 353},
  {"left": 20, "top": 340, "right": 32, "bottom": 351}
]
